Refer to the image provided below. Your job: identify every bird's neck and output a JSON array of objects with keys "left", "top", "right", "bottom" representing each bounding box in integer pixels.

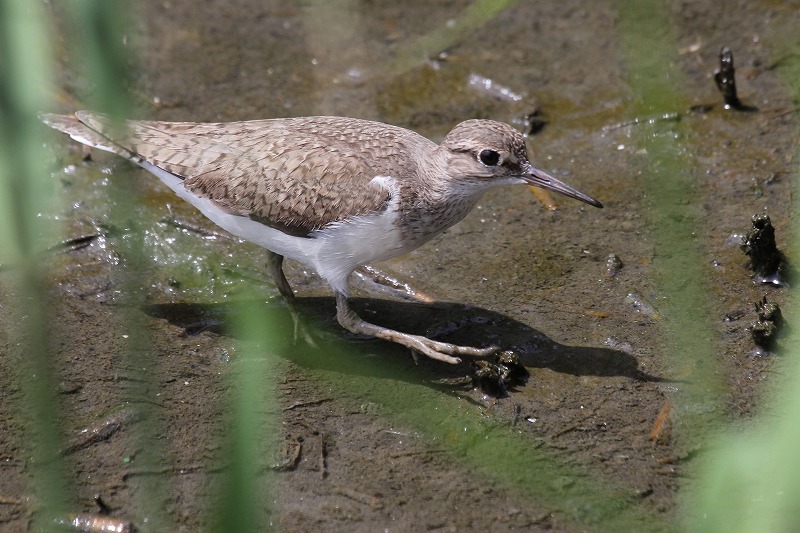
[{"left": 394, "top": 152, "right": 487, "bottom": 246}]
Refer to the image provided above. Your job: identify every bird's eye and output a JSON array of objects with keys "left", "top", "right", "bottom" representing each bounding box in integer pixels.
[{"left": 478, "top": 149, "right": 500, "bottom": 166}]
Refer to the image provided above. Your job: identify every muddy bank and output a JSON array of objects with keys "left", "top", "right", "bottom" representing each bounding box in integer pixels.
[{"left": 1, "top": 1, "right": 798, "bottom": 531}]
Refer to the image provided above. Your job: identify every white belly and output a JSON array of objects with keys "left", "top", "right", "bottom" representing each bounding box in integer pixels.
[{"left": 137, "top": 160, "right": 407, "bottom": 294}]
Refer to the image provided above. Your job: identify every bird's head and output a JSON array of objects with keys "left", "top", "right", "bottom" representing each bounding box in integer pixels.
[{"left": 438, "top": 119, "right": 602, "bottom": 208}]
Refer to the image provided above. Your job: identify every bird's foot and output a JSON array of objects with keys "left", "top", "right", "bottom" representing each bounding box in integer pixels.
[
  {"left": 335, "top": 293, "right": 500, "bottom": 364},
  {"left": 386, "top": 331, "right": 500, "bottom": 365}
]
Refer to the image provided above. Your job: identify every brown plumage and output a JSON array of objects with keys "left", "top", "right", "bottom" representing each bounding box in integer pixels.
[
  {"left": 48, "top": 112, "right": 437, "bottom": 236},
  {"left": 41, "top": 111, "right": 601, "bottom": 364}
]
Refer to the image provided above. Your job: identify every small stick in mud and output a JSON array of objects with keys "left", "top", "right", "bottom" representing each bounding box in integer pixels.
[
  {"left": 62, "top": 408, "right": 140, "bottom": 455},
  {"left": 714, "top": 47, "right": 756, "bottom": 111},
  {"left": 649, "top": 400, "right": 672, "bottom": 445}
]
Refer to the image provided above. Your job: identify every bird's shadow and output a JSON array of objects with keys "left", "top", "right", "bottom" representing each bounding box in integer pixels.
[{"left": 144, "top": 296, "right": 664, "bottom": 391}]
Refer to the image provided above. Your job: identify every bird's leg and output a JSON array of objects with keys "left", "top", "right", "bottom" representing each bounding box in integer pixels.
[
  {"left": 265, "top": 251, "right": 295, "bottom": 302},
  {"left": 335, "top": 292, "right": 498, "bottom": 364},
  {"left": 354, "top": 265, "right": 435, "bottom": 303},
  {"left": 265, "top": 251, "right": 317, "bottom": 346}
]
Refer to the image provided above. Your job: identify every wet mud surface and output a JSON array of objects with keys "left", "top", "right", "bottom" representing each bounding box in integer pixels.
[{"left": 2, "top": 0, "right": 799, "bottom": 531}]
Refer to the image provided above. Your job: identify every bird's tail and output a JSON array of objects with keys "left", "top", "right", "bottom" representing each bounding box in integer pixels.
[{"left": 39, "top": 111, "right": 134, "bottom": 159}]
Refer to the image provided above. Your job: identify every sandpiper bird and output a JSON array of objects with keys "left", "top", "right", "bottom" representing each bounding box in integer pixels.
[{"left": 41, "top": 112, "right": 602, "bottom": 364}]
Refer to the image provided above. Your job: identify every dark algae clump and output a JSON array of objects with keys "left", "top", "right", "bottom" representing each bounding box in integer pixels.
[
  {"left": 751, "top": 296, "right": 783, "bottom": 350},
  {"left": 741, "top": 214, "right": 788, "bottom": 285},
  {"left": 470, "top": 351, "right": 529, "bottom": 397}
]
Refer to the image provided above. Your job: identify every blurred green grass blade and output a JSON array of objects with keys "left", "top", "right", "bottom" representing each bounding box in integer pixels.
[
  {"left": 0, "top": 0, "right": 71, "bottom": 528},
  {"left": 384, "top": 0, "right": 520, "bottom": 77},
  {"left": 0, "top": 0, "right": 58, "bottom": 262},
  {"left": 66, "top": 1, "right": 172, "bottom": 527},
  {"left": 104, "top": 175, "right": 172, "bottom": 532},
  {"left": 212, "top": 300, "right": 281, "bottom": 532},
  {"left": 69, "top": 0, "right": 136, "bottom": 119}
]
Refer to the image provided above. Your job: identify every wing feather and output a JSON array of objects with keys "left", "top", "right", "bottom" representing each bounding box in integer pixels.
[{"left": 47, "top": 112, "right": 410, "bottom": 236}]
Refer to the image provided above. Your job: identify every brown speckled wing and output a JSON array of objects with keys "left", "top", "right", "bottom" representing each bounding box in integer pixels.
[{"left": 75, "top": 113, "right": 414, "bottom": 236}]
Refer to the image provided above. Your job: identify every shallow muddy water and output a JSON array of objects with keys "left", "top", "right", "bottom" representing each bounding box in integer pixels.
[{"left": 2, "top": 0, "right": 799, "bottom": 531}]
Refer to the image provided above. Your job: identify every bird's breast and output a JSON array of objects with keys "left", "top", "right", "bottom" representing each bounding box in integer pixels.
[{"left": 396, "top": 189, "right": 482, "bottom": 249}]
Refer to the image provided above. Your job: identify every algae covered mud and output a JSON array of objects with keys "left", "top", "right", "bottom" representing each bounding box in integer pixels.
[{"left": 1, "top": 0, "right": 798, "bottom": 531}]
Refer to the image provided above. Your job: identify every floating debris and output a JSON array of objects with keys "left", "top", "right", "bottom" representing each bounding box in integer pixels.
[
  {"left": 625, "top": 292, "right": 660, "bottom": 318},
  {"left": 467, "top": 73, "right": 546, "bottom": 136},
  {"left": 713, "top": 47, "right": 756, "bottom": 111},
  {"left": 54, "top": 514, "right": 131, "bottom": 533},
  {"left": 467, "top": 73, "right": 524, "bottom": 102},
  {"left": 605, "top": 337, "right": 633, "bottom": 353},
  {"left": 740, "top": 214, "right": 788, "bottom": 286},
  {"left": 602, "top": 112, "right": 679, "bottom": 132},
  {"left": 750, "top": 295, "right": 783, "bottom": 350}
]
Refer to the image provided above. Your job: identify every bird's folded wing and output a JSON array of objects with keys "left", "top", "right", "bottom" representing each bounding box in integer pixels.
[{"left": 48, "top": 111, "right": 393, "bottom": 236}]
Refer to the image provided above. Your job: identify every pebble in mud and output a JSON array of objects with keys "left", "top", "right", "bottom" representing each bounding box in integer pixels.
[{"left": 606, "top": 254, "right": 623, "bottom": 278}]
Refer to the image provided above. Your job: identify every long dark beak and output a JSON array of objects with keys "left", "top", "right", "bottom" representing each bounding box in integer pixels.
[{"left": 523, "top": 163, "right": 603, "bottom": 208}]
